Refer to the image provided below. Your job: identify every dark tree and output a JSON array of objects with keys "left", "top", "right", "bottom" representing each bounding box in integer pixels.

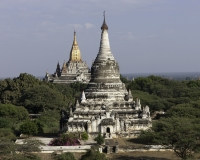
[
  {"left": 94, "top": 133, "right": 104, "bottom": 145},
  {"left": 21, "top": 85, "right": 68, "bottom": 113},
  {"left": 54, "top": 152, "right": 76, "bottom": 160},
  {"left": 81, "top": 147, "right": 107, "bottom": 160},
  {"left": 139, "top": 103, "right": 200, "bottom": 159},
  {"left": 81, "top": 131, "right": 89, "bottom": 140},
  {"left": 19, "top": 121, "right": 38, "bottom": 136}
]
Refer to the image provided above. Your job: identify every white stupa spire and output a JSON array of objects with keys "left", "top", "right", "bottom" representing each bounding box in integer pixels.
[
  {"left": 95, "top": 11, "right": 115, "bottom": 62},
  {"left": 76, "top": 99, "right": 80, "bottom": 108},
  {"left": 81, "top": 91, "right": 86, "bottom": 103}
]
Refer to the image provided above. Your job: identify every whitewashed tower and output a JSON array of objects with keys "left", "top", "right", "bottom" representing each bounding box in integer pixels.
[{"left": 61, "top": 13, "right": 152, "bottom": 138}]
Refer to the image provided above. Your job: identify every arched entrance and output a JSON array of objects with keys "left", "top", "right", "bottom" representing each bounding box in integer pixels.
[{"left": 106, "top": 127, "right": 110, "bottom": 133}]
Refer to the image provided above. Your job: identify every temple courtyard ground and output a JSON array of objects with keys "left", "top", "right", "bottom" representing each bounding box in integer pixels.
[
  {"left": 36, "top": 151, "right": 181, "bottom": 160},
  {"left": 16, "top": 136, "right": 200, "bottom": 159}
]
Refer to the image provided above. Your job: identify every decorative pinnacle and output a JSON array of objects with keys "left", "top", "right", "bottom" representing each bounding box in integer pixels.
[
  {"left": 73, "top": 30, "right": 77, "bottom": 45},
  {"left": 101, "top": 11, "right": 108, "bottom": 30}
]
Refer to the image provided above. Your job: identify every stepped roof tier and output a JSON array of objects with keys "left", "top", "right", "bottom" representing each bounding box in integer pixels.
[
  {"left": 44, "top": 31, "right": 91, "bottom": 84},
  {"left": 60, "top": 13, "right": 152, "bottom": 139}
]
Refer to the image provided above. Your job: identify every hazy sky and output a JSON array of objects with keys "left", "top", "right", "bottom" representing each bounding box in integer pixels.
[{"left": 1, "top": 0, "right": 200, "bottom": 77}]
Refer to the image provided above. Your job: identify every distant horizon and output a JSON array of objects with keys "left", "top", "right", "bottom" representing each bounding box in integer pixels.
[
  {"left": 123, "top": 71, "right": 200, "bottom": 75},
  {"left": 1, "top": 71, "right": 200, "bottom": 79}
]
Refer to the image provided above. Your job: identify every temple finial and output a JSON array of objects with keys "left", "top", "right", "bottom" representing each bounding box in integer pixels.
[
  {"left": 101, "top": 11, "right": 108, "bottom": 30},
  {"left": 74, "top": 29, "right": 76, "bottom": 36},
  {"left": 73, "top": 30, "right": 77, "bottom": 45}
]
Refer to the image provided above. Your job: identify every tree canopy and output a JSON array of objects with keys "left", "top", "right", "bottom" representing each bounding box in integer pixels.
[
  {"left": 20, "top": 85, "right": 68, "bottom": 113},
  {"left": 139, "top": 103, "right": 200, "bottom": 160},
  {"left": 81, "top": 147, "right": 107, "bottom": 160},
  {"left": 19, "top": 121, "right": 38, "bottom": 136},
  {"left": 94, "top": 133, "right": 104, "bottom": 145},
  {"left": 54, "top": 152, "right": 76, "bottom": 160},
  {"left": 125, "top": 75, "right": 200, "bottom": 112},
  {"left": 0, "top": 139, "right": 43, "bottom": 160}
]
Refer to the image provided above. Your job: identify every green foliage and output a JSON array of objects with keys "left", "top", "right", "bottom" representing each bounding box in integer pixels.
[
  {"left": 0, "top": 103, "right": 18, "bottom": 117},
  {"left": 1, "top": 153, "right": 41, "bottom": 160},
  {"left": 14, "top": 153, "right": 41, "bottom": 160},
  {"left": 0, "top": 73, "right": 40, "bottom": 104},
  {"left": 0, "top": 103, "right": 29, "bottom": 121},
  {"left": 19, "top": 120, "right": 38, "bottom": 136},
  {"left": 0, "top": 117, "right": 13, "bottom": 128},
  {"left": 186, "top": 80, "right": 200, "bottom": 88},
  {"left": 94, "top": 133, "right": 104, "bottom": 145},
  {"left": 34, "top": 120, "right": 44, "bottom": 133},
  {"left": 125, "top": 75, "right": 200, "bottom": 112},
  {"left": 120, "top": 74, "right": 129, "bottom": 84},
  {"left": 21, "top": 85, "right": 68, "bottom": 113},
  {"left": 18, "top": 139, "right": 44, "bottom": 153},
  {"left": 81, "top": 148, "right": 107, "bottom": 160},
  {"left": 0, "top": 140, "right": 17, "bottom": 158},
  {"left": 0, "top": 139, "right": 43, "bottom": 160},
  {"left": 70, "top": 82, "right": 87, "bottom": 93},
  {"left": 0, "top": 104, "right": 30, "bottom": 138},
  {"left": 8, "top": 73, "right": 198, "bottom": 114},
  {"left": 0, "top": 73, "right": 79, "bottom": 113},
  {"left": 81, "top": 131, "right": 89, "bottom": 140},
  {"left": 55, "top": 152, "right": 76, "bottom": 160},
  {"left": 0, "top": 128, "right": 16, "bottom": 141},
  {"left": 140, "top": 104, "right": 200, "bottom": 160},
  {"left": 0, "top": 73, "right": 89, "bottom": 134},
  {"left": 167, "top": 103, "right": 200, "bottom": 118},
  {"left": 155, "top": 118, "right": 200, "bottom": 160},
  {"left": 37, "top": 110, "right": 60, "bottom": 133}
]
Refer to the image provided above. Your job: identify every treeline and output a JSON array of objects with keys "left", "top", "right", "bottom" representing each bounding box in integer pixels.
[
  {"left": 2, "top": 73, "right": 200, "bottom": 115},
  {"left": 0, "top": 73, "right": 86, "bottom": 113},
  {"left": 123, "top": 75, "right": 200, "bottom": 112},
  {"left": 0, "top": 73, "right": 87, "bottom": 140}
]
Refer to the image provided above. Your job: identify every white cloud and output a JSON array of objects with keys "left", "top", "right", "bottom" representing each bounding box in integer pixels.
[
  {"left": 85, "top": 23, "right": 95, "bottom": 29},
  {"left": 71, "top": 24, "right": 83, "bottom": 29}
]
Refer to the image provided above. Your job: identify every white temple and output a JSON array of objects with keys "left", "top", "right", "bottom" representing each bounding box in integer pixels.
[{"left": 60, "top": 14, "right": 152, "bottom": 138}]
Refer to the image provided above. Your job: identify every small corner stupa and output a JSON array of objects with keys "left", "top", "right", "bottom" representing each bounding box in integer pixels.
[
  {"left": 44, "top": 31, "right": 91, "bottom": 84},
  {"left": 60, "top": 13, "right": 152, "bottom": 138}
]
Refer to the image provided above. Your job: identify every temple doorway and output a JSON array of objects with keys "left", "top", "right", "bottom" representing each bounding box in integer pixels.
[{"left": 106, "top": 127, "right": 110, "bottom": 133}]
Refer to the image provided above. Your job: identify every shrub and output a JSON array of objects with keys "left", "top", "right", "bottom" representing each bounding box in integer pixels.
[
  {"left": 94, "top": 133, "right": 104, "bottom": 145},
  {"left": 81, "top": 148, "right": 107, "bottom": 160},
  {"left": 0, "top": 128, "right": 16, "bottom": 141},
  {"left": 81, "top": 131, "right": 89, "bottom": 140},
  {"left": 55, "top": 152, "right": 75, "bottom": 160},
  {"left": 49, "top": 133, "right": 80, "bottom": 146},
  {"left": 19, "top": 120, "right": 38, "bottom": 137}
]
